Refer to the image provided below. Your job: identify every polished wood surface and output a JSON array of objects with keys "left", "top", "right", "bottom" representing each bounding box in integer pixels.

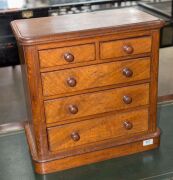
[
  {"left": 35, "top": 135, "right": 160, "bottom": 174},
  {"left": 26, "top": 121, "right": 159, "bottom": 174},
  {"left": 158, "top": 94, "right": 173, "bottom": 102},
  {"left": 41, "top": 58, "right": 150, "bottom": 97},
  {"left": 11, "top": 8, "right": 163, "bottom": 45},
  {"left": 39, "top": 43, "right": 96, "bottom": 68},
  {"left": 100, "top": 36, "right": 152, "bottom": 60},
  {"left": 44, "top": 83, "right": 149, "bottom": 124},
  {"left": 47, "top": 108, "right": 148, "bottom": 152},
  {"left": 11, "top": 7, "right": 164, "bottom": 174}
]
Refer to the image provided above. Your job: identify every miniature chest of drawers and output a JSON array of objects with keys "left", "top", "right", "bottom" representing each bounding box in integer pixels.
[{"left": 11, "top": 8, "right": 164, "bottom": 174}]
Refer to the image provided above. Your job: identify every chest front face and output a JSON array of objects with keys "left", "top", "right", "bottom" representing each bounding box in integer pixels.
[{"left": 11, "top": 8, "right": 164, "bottom": 174}]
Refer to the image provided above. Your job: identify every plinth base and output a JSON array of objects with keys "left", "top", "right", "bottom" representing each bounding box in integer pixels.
[{"left": 25, "top": 123, "right": 160, "bottom": 174}]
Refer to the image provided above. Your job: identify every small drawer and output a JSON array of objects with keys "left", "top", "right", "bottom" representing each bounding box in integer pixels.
[
  {"left": 47, "top": 108, "right": 148, "bottom": 152},
  {"left": 41, "top": 57, "right": 150, "bottom": 97},
  {"left": 39, "top": 43, "right": 96, "bottom": 68},
  {"left": 44, "top": 83, "right": 149, "bottom": 124},
  {"left": 100, "top": 36, "right": 152, "bottom": 60}
]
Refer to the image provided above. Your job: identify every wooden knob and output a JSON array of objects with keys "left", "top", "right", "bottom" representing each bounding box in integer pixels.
[
  {"left": 123, "top": 45, "right": 134, "bottom": 54},
  {"left": 64, "top": 52, "right": 74, "bottom": 62},
  {"left": 68, "top": 105, "right": 78, "bottom": 114},
  {"left": 123, "top": 95, "right": 132, "bottom": 104},
  {"left": 123, "top": 121, "right": 133, "bottom": 130},
  {"left": 123, "top": 68, "right": 133, "bottom": 77},
  {"left": 67, "top": 77, "right": 77, "bottom": 87},
  {"left": 71, "top": 132, "right": 80, "bottom": 141}
]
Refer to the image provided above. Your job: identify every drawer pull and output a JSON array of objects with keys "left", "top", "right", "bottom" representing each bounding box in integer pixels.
[
  {"left": 123, "top": 121, "right": 133, "bottom": 130},
  {"left": 64, "top": 52, "right": 74, "bottom": 62},
  {"left": 68, "top": 105, "right": 78, "bottom": 114},
  {"left": 71, "top": 132, "right": 80, "bottom": 141},
  {"left": 123, "top": 68, "right": 133, "bottom": 77},
  {"left": 123, "top": 95, "right": 132, "bottom": 104},
  {"left": 123, "top": 45, "right": 134, "bottom": 54},
  {"left": 67, "top": 77, "right": 77, "bottom": 87}
]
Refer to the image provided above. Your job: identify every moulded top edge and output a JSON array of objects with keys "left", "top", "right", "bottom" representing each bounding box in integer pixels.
[{"left": 10, "top": 8, "right": 164, "bottom": 45}]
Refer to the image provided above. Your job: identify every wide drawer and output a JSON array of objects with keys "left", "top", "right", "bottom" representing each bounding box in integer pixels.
[
  {"left": 39, "top": 43, "right": 96, "bottom": 68},
  {"left": 41, "top": 57, "right": 150, "bottom": 97},
  {"left": 47, "top": 108, "right": 149, "bottom": 152},
  {"left": 100, "top": 36, "right": 152, "bottom": 60},
  {"left": 44, "top": 83, "right": 149, "bottom": 124}
]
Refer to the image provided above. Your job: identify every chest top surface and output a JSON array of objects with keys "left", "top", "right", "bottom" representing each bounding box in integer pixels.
[{"left": 11, "top": 7, "right": 163, "bottom": 45}]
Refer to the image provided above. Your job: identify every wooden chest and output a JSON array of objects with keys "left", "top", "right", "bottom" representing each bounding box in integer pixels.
[{"left": 11, "top": 8, "right": 164, "bottom": 174}]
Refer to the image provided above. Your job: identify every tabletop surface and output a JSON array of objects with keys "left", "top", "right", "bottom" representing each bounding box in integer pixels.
[{"left": 0, "top": 102, "right": 173, "bottom": 180}]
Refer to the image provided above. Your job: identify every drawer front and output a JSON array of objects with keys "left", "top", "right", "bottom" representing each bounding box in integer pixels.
[
  {"left": 41, "top": 58, "right": 150, "bottom": 97},
  {"left": 39, "top": 43, "right": 96, "bottom": 68},
  {"left": 100, "top": 36, "right": 152, "bottom": 60},
  {"left": 45, "top": 83, "right": 149, "bottom": 124},
  {"left": 47, "top": 108, "right": 149, "bottom": 152}
]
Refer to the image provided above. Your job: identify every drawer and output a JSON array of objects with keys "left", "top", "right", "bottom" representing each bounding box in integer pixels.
[
  {"left": 41, "top": 57, "right": 150, "bottom": 97},
  {"left": 47, "top": 108, "right": 149, "bottom": 152},
  {"left": 39, "top": 43, "right": 96, "bottom": 68},
  {"left": 100, "top": 36, "right": 152, "bottom": 60},
  {"left": 44, "top": 83, "right": 149, "bottom": 124}
]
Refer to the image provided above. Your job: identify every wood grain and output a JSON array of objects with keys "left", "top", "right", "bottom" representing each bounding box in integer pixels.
[
  {"left": 44, "top": 83, "right": 149, "bottom": 124},
  {"left": 48, "top": 108, "right": 148, "bottom": 152},
  {"left": 39, "top": 43, "right": 96, "bottom": 68},
  {"left": 158, "top": 94, "right": 173, "bottom": 102},
  {"left": 24, "top": 46, "right": 50, "bottom": 158},
  {"left": 149, "top": 30, "right": 160, "bottom": 132},
  {"left": 37, "top": 30, "right": 152, "bottom": 51},
  {"left": 34, "top": 132, "right": 160, "bottom": 174},
  {"left": 11, "top": 8, "right": 163, "bottom": 45},
  {"left": 11, "top": 7, "right": 164, "bottom": 174},
  {"left": 100, "top": 36, "right": 152, "bottom": 60},
  {"left": 41, "top": 57, "right": 151, "bottom": 97}
]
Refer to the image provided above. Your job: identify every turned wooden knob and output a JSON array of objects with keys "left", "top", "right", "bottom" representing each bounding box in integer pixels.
[
  {"left": 67, "top": 77, "right": 77, "bottom": 87},
  {"left": 123, "top": 121, "right": 133, "bottom": 130},
  {"left": 123, "top": 45, "right": 134, "bottom": 54},
  {"left": 64, "top": 52, "right": 74, "bottom": 62},
  {"left": 123, "top": 68, "right": 133, "bottom": 77},
  {"left": 71, "top": 132, "right": 80, "bottom": 141},
  {"left": 68, "top": 105, "right": 78, "bottom": 114},
  {"left": 123, "top": 95, "right": 132, "bottom": 104}
]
